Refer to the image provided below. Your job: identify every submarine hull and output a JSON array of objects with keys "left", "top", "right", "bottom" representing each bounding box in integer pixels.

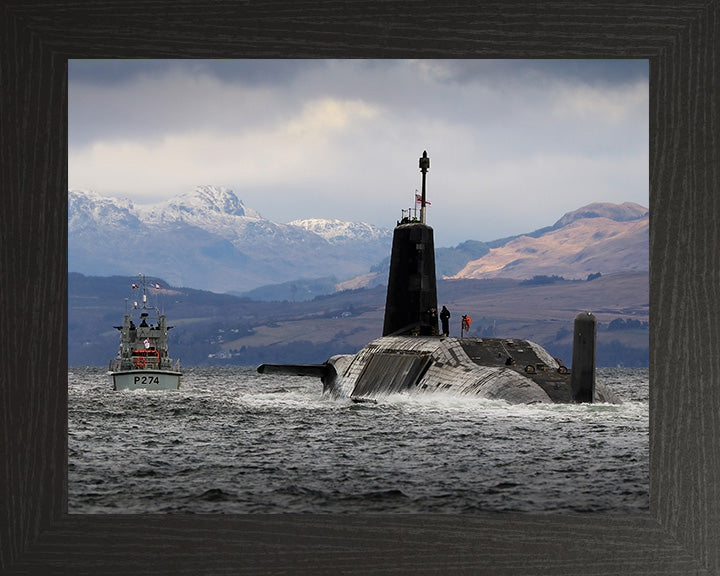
[{"left": 314, "top": 336, "right": 619, "bottom": 404}]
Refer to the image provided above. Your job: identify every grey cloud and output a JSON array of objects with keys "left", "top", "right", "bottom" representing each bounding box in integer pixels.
[
  {"left": 423, "top": 59, "right": 648, "bottom": 87},
  {"left": 69, "top": 59, "right": 325, "bottom": 87},
  {"left": 69, "top": 60, "right": 319, "bottom": 148}
]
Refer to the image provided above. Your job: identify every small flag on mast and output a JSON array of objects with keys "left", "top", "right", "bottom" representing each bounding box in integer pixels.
[
  {"left": 131, "top": 284, "right": 138, "bottom": 289},
  {"left": 154, "top": 283, "right": 162, "bottom": 289},
  {"left": 415, "top": 193, "right": 431, "bottom": 206}
]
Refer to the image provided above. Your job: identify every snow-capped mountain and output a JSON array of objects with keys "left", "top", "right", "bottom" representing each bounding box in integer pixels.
[
  {"left": 288, "top": 218, "right": 389, "bottom": 244},
  {"left": 136, "top": 185, "right": 262, "bottom": 224},
  {"left": 68, "top": 188, "right": 141, "bottom": 231},
  {"left": 69, "top": 186, "right": 392, "bottom": 293}
]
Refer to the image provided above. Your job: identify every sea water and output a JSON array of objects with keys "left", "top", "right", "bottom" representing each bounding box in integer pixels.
[{"left": 68, "top": 366, "right": 648, "bottom": 514}]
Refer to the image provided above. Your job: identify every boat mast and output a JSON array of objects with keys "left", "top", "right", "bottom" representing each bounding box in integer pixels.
[
  {"left": 133, "top": 273, "right": 161, "bottom": 313},
  {"left": 140, "top": 273, "right": 149, "bottom": 310}
]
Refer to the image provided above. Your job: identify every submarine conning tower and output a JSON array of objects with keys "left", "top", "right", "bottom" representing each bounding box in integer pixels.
[{"left": 382, "top": 151, "right": 439, "bottom": 337}]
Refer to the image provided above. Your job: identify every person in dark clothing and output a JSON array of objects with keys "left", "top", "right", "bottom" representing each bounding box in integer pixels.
[{"left": 440, "top": 305, "right": 450, "bottom": 336}]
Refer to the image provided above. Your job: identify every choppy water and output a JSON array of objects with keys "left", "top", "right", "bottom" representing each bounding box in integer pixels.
[{"left": 68, "top": 366, "right": 648, "bottom": 514}]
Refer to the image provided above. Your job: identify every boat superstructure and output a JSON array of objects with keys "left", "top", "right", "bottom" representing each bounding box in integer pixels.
[
  {"left": 108, "top": 274, "right": 182, "bottom": 390},
  {"left": 258, "top": 151, "right": 618, "bottom": 405}
]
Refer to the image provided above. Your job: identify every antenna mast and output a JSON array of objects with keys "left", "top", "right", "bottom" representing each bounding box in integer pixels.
[{"left": 419, "top": 150, "right": 430, "bottom": 223}]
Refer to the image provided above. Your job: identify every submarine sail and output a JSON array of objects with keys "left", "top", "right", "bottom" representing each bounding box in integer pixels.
[
  {"left": 383, "top": 151, "right": 438, "bottom": 337},
  {"left": 258, "top": 151, "right": 618, "bottom": 405}
]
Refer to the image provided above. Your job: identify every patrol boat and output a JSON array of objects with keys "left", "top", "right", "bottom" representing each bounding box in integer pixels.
[
  {"left": 108, "top": 274, "right": 182, "bottom": 390},
  {"left": 258, "top": 151, "right": 618, "bottom": 405}
]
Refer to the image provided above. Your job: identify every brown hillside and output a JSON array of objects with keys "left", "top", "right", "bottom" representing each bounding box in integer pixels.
[{"left": 450, "top": 213, "right": 648, "bottom": 280}]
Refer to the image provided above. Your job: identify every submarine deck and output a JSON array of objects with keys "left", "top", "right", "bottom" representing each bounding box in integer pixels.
[{"left": 458, "top": 338, "right": 572, "bottom": 403}]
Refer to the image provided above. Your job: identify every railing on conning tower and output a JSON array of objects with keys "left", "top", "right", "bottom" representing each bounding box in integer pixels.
[{"left": 398, "top": 207, "right": 421, "bottom": 225}]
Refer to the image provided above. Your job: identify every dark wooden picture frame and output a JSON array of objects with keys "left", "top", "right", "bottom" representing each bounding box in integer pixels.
[{"left": 1, "top": 2, "right": 718, "bottom": 574}]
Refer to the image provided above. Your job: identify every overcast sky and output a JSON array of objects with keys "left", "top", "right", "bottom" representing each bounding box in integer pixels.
[{"left": 69, "top": 59, "right": 648, "bottom": 247}]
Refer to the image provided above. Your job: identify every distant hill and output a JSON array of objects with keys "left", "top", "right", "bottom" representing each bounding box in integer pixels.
[
  {"left": 70, "top": 271, "right": 648, "bottom": 368},
  {"left": 450, "top": 202, "right": 648, "bottom": 280}
]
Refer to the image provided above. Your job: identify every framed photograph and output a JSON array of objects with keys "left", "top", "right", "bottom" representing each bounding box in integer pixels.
[{"left": 2, "top": 2, "right": 718, "bottom": 574}]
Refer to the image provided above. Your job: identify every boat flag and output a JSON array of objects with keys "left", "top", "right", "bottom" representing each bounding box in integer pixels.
[
  {"left": 131, "top": 284, "right": 138, "bottom": 289},
  {"left": 154, "top": 283, "right": 162, "bottom": 289},
  {"left": 415, "top": 192, "right": 431, "bottom": 206}
]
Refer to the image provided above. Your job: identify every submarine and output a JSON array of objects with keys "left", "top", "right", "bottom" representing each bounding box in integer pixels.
[{"left": 258, "top": 151, "right": 619, "bottom": 405}]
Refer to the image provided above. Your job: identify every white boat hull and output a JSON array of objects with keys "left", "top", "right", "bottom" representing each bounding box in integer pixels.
[{"left": 110, "top": 369, "right": 182, "bottom": 391}]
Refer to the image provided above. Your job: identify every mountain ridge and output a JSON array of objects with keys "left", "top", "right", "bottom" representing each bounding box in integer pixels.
[
  {"left": 69, "top": 187, "right": 647, "bottom": 297},
  {"left": 552, "top": 201, "right": 648, "bottom": 228},
  {"left": 69, "top": 186, "right": 392, "bottom": 293}
]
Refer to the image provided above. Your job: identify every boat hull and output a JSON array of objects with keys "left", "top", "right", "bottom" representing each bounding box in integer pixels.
[{"left": 110, "top": 369, "right": 182, "bottom": 391}]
